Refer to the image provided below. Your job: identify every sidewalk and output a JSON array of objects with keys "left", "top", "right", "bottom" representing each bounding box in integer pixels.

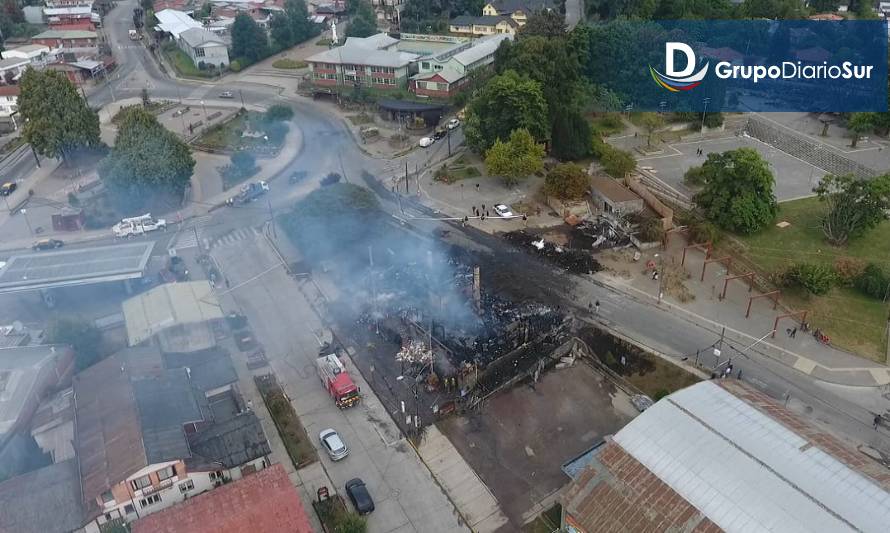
[{"left": 596, "top": 241, "right": 890, "bottom": 387}]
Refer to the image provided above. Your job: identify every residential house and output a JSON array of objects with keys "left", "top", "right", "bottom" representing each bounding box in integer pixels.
[
  {"left": 448, "top": 15, "right": 518, "bottom": 37},
  {"left": 31, "top": 29, "right": 99, "bottom": 53},
  {"left": 155, "top": 9, "right": 204, "bottom": 39},
  {"left": 410, "top": 33, "right": 512, "bottom": 98},
  {"left": 307, "top": 33, "right": 419, "bottom": 91},
  {"left": 0, "top": 459, "right": 85, "bottom": 533},
  {"left": 30, "top": 387, "right": 76, "bottom": 463},
  {"left": 1, "top": 44, "right": 60, "bottom": 67},
  {"left": 131, "top": 464, "right": 313, "bottom": 533},
  {"left": 0, "top": 345, "right": 74, "bottom": 449},
  {"left": 122, "top": 280, "right": 224, "bottom": 352},
  {"left": 44, "top": 4, "right": 101, "bottom": 28},
  {"left": 75, "top": 350, "right": 272, "bottom": 532},
  {"left": 561, "top": 380, "right": 890, "bottom": 533},
  {"left": 0, "top": 58, "right": 32, "bottom": 84},
  {"left": 45, "top": 0, "right": 94, "bottom": 7},
  {"left": 589, "top": 174, "right": 644, "bottom": 215},
  {"left": 482, "top": 0, "right": 556, "bottom": 26},
  {"left": 370, "top": 0, "right": 403, "bottom": 23},
  {"left": 0, "top": 85, "right": 20, "bottom": 131},
  {"left": 177, "top": 27, "right": 229, "bottom": 68}
]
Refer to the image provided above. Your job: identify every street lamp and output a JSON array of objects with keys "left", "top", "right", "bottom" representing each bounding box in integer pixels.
[
  {"left": 700, "top": 97, "right": 711, "bottom": 138},
  {"left": 654, "top": 253, "right": 664, "bottom": 303}
]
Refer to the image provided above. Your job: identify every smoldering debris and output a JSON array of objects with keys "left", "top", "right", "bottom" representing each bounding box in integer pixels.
[{"left": 503, "top": 231, "right": 602, "bottom": 274}]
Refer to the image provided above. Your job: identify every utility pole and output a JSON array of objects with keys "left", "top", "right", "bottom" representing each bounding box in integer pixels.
[
  {"left": 404, "top": 160, "right": 409, "bottom": 194},
  {"left": 239, "top": 89, "right": 245, "bottom": 109},
  {"left": 30, "top": 145, "right": 40, "bottom": 168},
  {"left": 700, "top": 97, "right": 711, "bottom": 138},
  {"left": 447, "top": 128, "right": 451, "bottom": 156},
  {"left": 369, "top": 246, "right": 379, "bottom": 335},
  {"left": 268, "top": 198, "right": 276, "bottom": 239}
]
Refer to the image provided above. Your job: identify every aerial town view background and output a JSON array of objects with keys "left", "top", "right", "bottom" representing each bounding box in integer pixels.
[{"left": 0, "top": 0, "right": 889, "bottom": 532}]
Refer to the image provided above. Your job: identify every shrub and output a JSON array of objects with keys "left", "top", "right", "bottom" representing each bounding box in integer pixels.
[
  {"left": 543, "top": 163, "right": 589, "bottom": 200},
  {"left": 787, "top": 263, "right": 836, "bottom": 295},
  {"left": 231, "top": 151, "right": 256, "bottom": 173},
  {"left": 854, "top": 263, "right": 889, "bottom": 299},
  {"left": 229, "top": 59, "right": 243, "bottom": 72},
  {"left": 684, "top": 166, "right": 708, "bottom": 186},
  {"left": 834, "top": 257, "right": 866, "bottom": 287},
  {"left": 197, "top": 60, "right": 206, "bottom": 70},
  {"left": 688, "top": 219, "right": 720, "bottom": 245},
  {"left": 637, "top": 217, "right": 665, "bottom": 243},
  {"left": 265, "top": 121, "right": 288, "bottom": 144},
  {"left": 264, "top": 104, "right": 294, "bottom": 123}
]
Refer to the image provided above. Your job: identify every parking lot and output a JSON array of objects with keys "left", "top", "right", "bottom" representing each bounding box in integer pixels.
[
  {"left": 636, "top": 135, "right": 826, "bottom": 201},
  {"left": 438, "top": 362, "right": 636, "bottom": 529}
]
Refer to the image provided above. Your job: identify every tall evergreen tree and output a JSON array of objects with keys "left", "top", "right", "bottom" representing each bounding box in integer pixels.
[{"left": 231, "top": 12, "right": 270, "bottom": 63}]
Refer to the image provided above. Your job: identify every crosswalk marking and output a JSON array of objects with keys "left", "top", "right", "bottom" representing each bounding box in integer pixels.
[
  {"left": 169, "top": 215, "right": 212, "bottom": 250},
  {"left": 210, "top": 227, "right": 260, "bottom": 248}
]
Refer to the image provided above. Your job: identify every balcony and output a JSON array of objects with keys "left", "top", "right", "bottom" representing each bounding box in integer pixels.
[{"left": 141, "top": 477, "right": 174, "bottom": 496}]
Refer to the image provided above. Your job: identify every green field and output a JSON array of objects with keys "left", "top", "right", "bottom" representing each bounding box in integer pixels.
[
  {"left": 162, "top": 43, "right": 215, "bottom": 79},
  {"left": 731, "top": 197, "right": 890, "bottom": 361}
]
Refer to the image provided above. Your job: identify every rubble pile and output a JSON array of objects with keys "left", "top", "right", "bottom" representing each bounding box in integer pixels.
[
  {"left": 571, "top": 219, "right": 632, "bottom": 250},
  {"left": 503, "top": 231, "right": 603, "bottom": 274},
  {"left": 395, "top": 340, "right": 434, "bottom": 365}
]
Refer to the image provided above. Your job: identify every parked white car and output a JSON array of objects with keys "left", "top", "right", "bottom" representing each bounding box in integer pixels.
[
  {"left": 447, "top": 118, "right": 460, "bottom": 130},
  {"left": 419, "top": 137, "right": 434, "bottom": 148},
  {"left": 494, "top": 204, "right": 514, "bottom": 218},
  {"left": 319, "top": 428, "right": 349, "bottom": 461}
]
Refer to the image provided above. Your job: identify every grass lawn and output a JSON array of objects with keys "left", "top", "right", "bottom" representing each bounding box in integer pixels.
[
  {"left": 255, "top": 375, "right": 317, "bottom": 468},
  {"left": 272, "top": 58, "right": 307, "bottom": 69},
  {"left": 346, "top": 113, "right": 374, "bottom": 125},
  {"left": 729, "top": 196, "right": 890, "bottom": 361},
  {"left": 588, "top": 113, "right": 626, "bottom": 137},
  {"left": 522, "top": 503, "right": 562, "bottom": 533},
  {"left": 162, "top": 43, "right": 215, "bottom": 79},
  {"left": 195, "top": 111, "right": 286, "bottom": 152}
]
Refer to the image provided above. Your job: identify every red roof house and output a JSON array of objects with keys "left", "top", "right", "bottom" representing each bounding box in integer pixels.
[{"left": 130, "top": 464, "right": 313, "bottom": 533}]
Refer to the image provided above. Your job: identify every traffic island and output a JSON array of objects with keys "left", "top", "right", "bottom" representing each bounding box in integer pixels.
[{"left": 254, "top": 374, "right": 318, "bottom": 469}]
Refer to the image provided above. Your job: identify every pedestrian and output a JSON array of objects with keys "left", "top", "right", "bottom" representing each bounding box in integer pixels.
[
  {"left": 225, "top": 277, "right": 231, "bottom": 288},
  {"left": 874, "top": 415, "right": 881, "bottom": 430},
  {"left": 737, "top": 368, "right": 743, "bottom": 380},
  {"left": 652, "top": 271, "right": 659, "bottom": 281},
  {"left": 791, "top": 327, "right": 797, "bottom": 338},
  {"left": 595, "top": 300, "right": 600, "bottom": 314},
  {"left": 588, "top": 301, "right": 593, "bottom": 312}
]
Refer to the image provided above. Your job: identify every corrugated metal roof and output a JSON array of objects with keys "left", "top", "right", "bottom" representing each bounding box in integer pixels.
[
  {"left": 613, "top": 381, "right": 890, "bottom": 533},
  {"left": 122, "top": 281, "right": 223, "bottom": 346},
  {"left": 452, "top": 33, "right": 511, "bottom": 67},
  {"left": 155, "top": 8, "right": 202, "bottom": 38}
]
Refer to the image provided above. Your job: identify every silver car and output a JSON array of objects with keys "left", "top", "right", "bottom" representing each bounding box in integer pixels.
[{"left": 320, "top": 428, "right": 349, "bottom": 461}]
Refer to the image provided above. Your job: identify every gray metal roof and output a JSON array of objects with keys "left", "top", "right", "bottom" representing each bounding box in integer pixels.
[
  {"left": 0, "top": 459, "right": 84, "bottom": 533},
  {"left": 188, "top": 412, "right": 271, "bottom": 469},
  {"left": 307, "top": 41, "right": 419, "bottom": 68},
  {"left": 613, "top": 381, "right": 890, "bottom": 533},
  {"left": 0, "top": 241, "right": 154, "bottom": 293},
  {"left": 178, "top": 27, "right": 226, "bottom": 48},
  {"left": 163, "top": 349, "right": 237, "bottom": 393},
  {"left": 132, "top": 369, "right": 203, "bottom": 464},
  {"left": 453, "top": 34, "right": 512, "bottom": 67},
  {"left": 0, "top": 345, "right": 69, "bottom": 441}
]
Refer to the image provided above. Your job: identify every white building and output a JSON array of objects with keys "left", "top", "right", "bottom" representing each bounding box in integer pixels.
[
  {"left": 177, "top": 27, "right": 229, "bottom": 68},
  {"left": 0, "top": 57, "right": 32, "bottom": 84},
  {"left": 1, "top": 44, "right": 60, "bottom": 67},
  {"left": 154, "top": 8, "right": 203, "bottom": 39}
]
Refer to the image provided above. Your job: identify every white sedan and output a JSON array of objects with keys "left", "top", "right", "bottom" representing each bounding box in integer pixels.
[
  {"left": 418, "top": 137, "right": 434, "bottom": 148},
  {"left": 447, "top": 118, "right": 460, "bottom": 130},
  {"left": 494, "top": 204, "right": 514, "bottom": 218}
]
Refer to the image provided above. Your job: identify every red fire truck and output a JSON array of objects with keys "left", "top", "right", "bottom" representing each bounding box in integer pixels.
[{"left": 316, "top": 353, "right": 361, "bottom": 408}]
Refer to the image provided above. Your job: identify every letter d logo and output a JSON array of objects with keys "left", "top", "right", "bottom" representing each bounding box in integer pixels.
[{"left": 666, "top": 42, "right": 696, "bottom": 78}]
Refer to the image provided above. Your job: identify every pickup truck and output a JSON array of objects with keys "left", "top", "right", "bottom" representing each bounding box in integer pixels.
[{"left": 226, "top": 181, "right": 269, "bottom": 205}]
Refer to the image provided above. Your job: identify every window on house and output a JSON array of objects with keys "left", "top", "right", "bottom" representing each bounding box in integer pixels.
[
  {"left": 195, "top": 47, "right": 205, "bottom": 57},
  {"left": 179, "top": 480, "right": 194, "bottom": 493},
  {"left": 131, "top": 475, "right": 151, "bottom": 491},
  {"left": 157, "top": 466, "right": 175, "bottom": 481},
  {"left": 124, "top": 504, "right": 135, "bottom": 514},
  {"left": 434, "top": 65, "right": 443, "bottom": 71},
  {"left": 209, "top": 470, "right": 224, "bottom": 481},
  {"left": 100, "top": 491, "right": 114, "bottom": 503},
  {"left": 421, "top": 62, "right": 430, "bottom": 69},
  {"left": 139, "top": 494, "right": 161, "bottom": 508}
]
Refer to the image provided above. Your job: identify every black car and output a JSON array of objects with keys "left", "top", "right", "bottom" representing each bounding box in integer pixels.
[
  {"left": 345, "top": 478, "right": 374, "bottom": 515},
  {"left": 0, "top": 182, "right": 16, "bottom": 196},
  {"left": 32, "top": 238, "right": 64, "bottom": 251},
  {"left": 433, "top": 129, "right": 447, "bottom": 140}
]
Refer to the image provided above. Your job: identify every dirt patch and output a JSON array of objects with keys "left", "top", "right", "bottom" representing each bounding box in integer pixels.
[
  {"left": 438, "top": 363, "right": 633, "bottom": 529},
  {"left": 578, "top": 326, "right": 700, "bottom": 399}
]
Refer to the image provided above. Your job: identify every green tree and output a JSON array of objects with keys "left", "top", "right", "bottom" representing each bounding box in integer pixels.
[
  {"left": 855, "top": 263, "right": 890, "bottom": 299},
  {"left": 464, "top": 70, "right": 548, "bottom": 152},
  {"left": 485, "top": 128, "right": 546, "bottom": 186},
  {"left": 787, "top": 263, "right": 836, "bottom": 296},
  {"left": 285, "top": 0, "right": 317, "bottom": 43},
  {"left": 232, "top": 12, "right": 270, "bottom": 63},
  {"left": 600, "top": 146, "right": 636, "bottom": 179},
  {"left": 519, "top": 10, "right": 566, "bottom": 38},
  {"left": 813, "top": 173, "right": 890, "bottom": 245},
  {"left": 47, "top": 316, "right": 103, "bottom": 371},
  {"left": 639, "top": 112, "right": 664, "bottom": 147},
  {"left": 280, "top": 183, "right": 382, "bottom": 259},
  {"left": 18, "top": 69, "right": 101, "bottom": 161},
  {"left": 264, "top": 104, "right": 294, "bottom": 122},
  {"left": 98, "top": 107, "right": 195, "bottom": 209},
  {"left": 692, "top": 148, "right": 778, "bottom": 234},
  {"left": 808, "top": 0, "right": 839, "bottom": 11},
  {"left": 550, "top": 109, "right": 592, "bottom": 161},
  {"left": 543, "top": 163, "right": 589, "bottom": 200},
  {"left": 231, "top": 151, "right": 257, "bottom": 174},
  {"left": 846, "top": 112, "right": 874, "bottom": 148},
  {"left": 346, "top": 1, "right": 377, "bottom": 38},
  {"left": 270, "top": 12, "right": 294, "bottom": 49}
]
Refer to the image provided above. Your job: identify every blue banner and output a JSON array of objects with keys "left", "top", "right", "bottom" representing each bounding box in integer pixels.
[{"left": 588, "top": 20, "right": 888, "bottom": 112}]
